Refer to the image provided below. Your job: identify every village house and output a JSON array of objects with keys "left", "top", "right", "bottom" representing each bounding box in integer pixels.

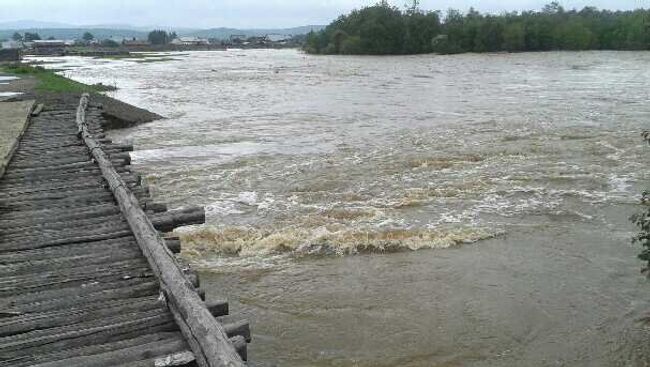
[
  {"left": 122, "top": 38, "right": 151, "bottom": 47},
  {"left": 1, "top": 40, "right": 23, "bottom": 49},
  {"left": 229, "top": 35, "right": 246, "bottom": 44},
  {"left": 170, "top": 37, "right": 209, "bottom": 46},
  {"left": 265, "top": 34, "right": 291, "bottom": 43},
  {"left": 31, "top": 40, "right": 66, "bottom": 55}
]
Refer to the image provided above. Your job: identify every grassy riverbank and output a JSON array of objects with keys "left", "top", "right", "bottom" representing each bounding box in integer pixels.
[
  {"left": 0, "top": 63, "right": 162, "bottom": 128},
  {"left": 0, "top": 64, "right": 114, "bottom": 93}
]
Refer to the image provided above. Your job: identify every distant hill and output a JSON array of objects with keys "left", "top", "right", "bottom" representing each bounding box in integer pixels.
[
  {"left": 0, "top": 28, "right": 147, "bottom": 41},
  {"left": 0, "top": 22, "right": 325, "bottom": 41},
  {"left": 0, "top": 20, "right": 77, "bottom": 29},
  {"left": 187, "top": 25, "right": 325, "bottom": 39}
]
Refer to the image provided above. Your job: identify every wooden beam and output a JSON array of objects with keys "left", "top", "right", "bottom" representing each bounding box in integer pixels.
[{"left": 76, "top": 94, "right": 244, "bottom": 367}]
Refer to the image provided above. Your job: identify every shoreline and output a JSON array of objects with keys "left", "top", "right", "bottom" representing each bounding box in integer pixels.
[{"left": 0, "top": 63, "right": 163, "bottom": 130}]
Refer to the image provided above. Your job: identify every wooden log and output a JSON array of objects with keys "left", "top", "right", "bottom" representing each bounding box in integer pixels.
[
  {"left": 0, "top": 229, "right": 134, "bottom": 253},
  {"left": 0, "top": 258, "right": 152, "bottom": 296},
  {"left": 0, "top": 246, "right": 142, "bottom": 276},
  {"left": 111, "top": 152, "right": 132, "bottom": 164},
  {"left": 0, "top": 186, "right": 147, "bottom": 207},
  {"left": 184, "top": 272, "right": 200, "bottom": 288},
  {"left": 2, "top": 280, "right": 159, "bottom": 315},
  {"left": 1, "top": 193, "right": 150, "bottom": 214},
  {"left": 76, "top": 93, "right": 245, "bottom": 367},
  {"left": 3, "top": 161, "right": 97, "bottom": 177},
  {"left": 221, "top": 320, "right": 251, "bottom": 343},
  {"left": 197, "top": 288, "right": 206, "bottom": 301},
  {"left": 31, "top": 104, "right": 44, "bottom": 116},
  {"left": 8, "top": 332, "right": 184, "bottom": 367},
  {"left": 0, "top": 213, "right": 125, "bottom": 236},
  {"left": 146, "top": 202, "right": 168, "bottom": 213},
  {"left": 0, "top": 172, "right": 138, "bottom": 193},
  {"left": 25, "top": 337, "right": 192, "bottom": 367},
  {"left": 206, "top": 301, "right": 229, "bottom": 318},
  {"left": 0, "top": 192, "right": 116, "bottom": 209},
  {"left": 0, "top": 296, "right": 165, "bottom": 337},
  {"left": 150, "top": 207, "right": 206, "bottom": 232},
  {"left": 0, "top": 171, "right": 138, "bottom": 187},
  {"left": 8, "top": 157, "right": 129, "bottom": 170},
  {"left": 165, "top": 238, "right": 181, "bottom": 254},
  {"left": 0, "top": 203, "right": 120, "bottom": 223},
  {"left": 0, "top": 309, "right": 177, "bottom": 359},
  {"left": 0, "top": 237, "right": 137, "bottom": 264},
  {"left": 106, "top": 143, "right": 134, "bottom": 152},
  {"left": 229, "top": 336, "right": 247, "bottom": 361},
  {"left": 0, "top": 187, "right": 116, "bottom": 204},
  {"left": 110, "top": 350, "right": 195, "bottom": 367}
]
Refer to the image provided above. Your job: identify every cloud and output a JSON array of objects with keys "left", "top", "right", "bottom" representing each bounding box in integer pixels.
[{"left": 0, "top": 0, "right": 645, "bottom": 28}]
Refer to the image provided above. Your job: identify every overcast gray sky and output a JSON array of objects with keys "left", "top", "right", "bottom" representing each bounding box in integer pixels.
[{"left": 1, "top": 0, "right": 647, "bottom": 29}]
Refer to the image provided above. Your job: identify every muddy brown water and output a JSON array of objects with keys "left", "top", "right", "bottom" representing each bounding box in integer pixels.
[{"left": 33, "top": 50, "right": 650, "bottom": 366}]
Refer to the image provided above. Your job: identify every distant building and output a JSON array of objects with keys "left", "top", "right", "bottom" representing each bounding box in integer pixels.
[
  {"left": 265, "top": 34, "right": 291, "bottom": 43},
  {"left": 1, "top": 40, "right": 23, "bottom": 49},
  {"left": 32, "top": 40, "right": 66, "bottom": 55},
  {"left": 170, "top": 37, "right": 209, "bottom": 46},
  {"left": 122, "top": 38, "right": 151, "bottom": 47},
  {"left": 247, "top": 36, "right": 266, "bottom": 45},
  {"left": 229, "top": 35, "right": 246, "bottom": 44}
]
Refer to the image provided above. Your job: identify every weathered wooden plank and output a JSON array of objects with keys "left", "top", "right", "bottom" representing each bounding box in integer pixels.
[
  {"left": 0, "top": 258, "right": 152, "bottom": 296},
  {"left": 76, "top": 93, "right": 245, "bottom": 367},
  {"left": 0, "top": 309, "right": 177, "bottom": 359},
  {"left": 0, "top": 203, "right": 120, "bottom": 223},
  {"left": 2, "top": 280, "right": 159, "bottom": 315},
  {"left": 0, "top": 213, "right": 125, "bottom": 235},
  {"left": 27, "top": 337, "right": 191, "bottom": 367},
  {"left": 0, "top": 229, "right": 134, "bottom": 253},
  {"left": 0, "top": 246, "right": 141, "bottom": 276},
  {"left": 5, "top": 332, "right": 183, "bottom": 367},
  {"left": 0, "top": 296, "right": 165, "bottom": 337},
  {"left": 0, "top": 237, "right": 137, "bottom": 264}
]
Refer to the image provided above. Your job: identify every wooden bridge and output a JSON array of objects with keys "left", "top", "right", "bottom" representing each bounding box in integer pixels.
[{"left": 0, "top": 94, "right": 250, "bottom": 366}]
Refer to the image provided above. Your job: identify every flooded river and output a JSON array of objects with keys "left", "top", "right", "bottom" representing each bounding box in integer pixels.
[{"left": 39, "top": 50, "right": 650, "bottom": 366}]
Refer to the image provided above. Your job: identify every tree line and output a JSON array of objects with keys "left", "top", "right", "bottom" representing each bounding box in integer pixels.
[
  {"left": 7, "top": 30, "right": 179, "bottom": 47},
  {"left": 305, "top": 1, "right": 650, "bottom": 55}
]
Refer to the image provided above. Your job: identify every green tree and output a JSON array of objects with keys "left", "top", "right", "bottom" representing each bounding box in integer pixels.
[
  {"left": 82, "top": 32, "right": 95, "bottom": 41},
  {"left": 11, "top": 32, "right": 23, "bottom": 41},
  {"left": 148, "top": 30, "right": 171, "bottom": 45},
  {"left": 23, "top": 32, "right": 41, "bottom": 42},
  {"left": 304, "top": 2, "right": 650, "bottom": 55},
  {"left": 101, "top": 39, "right": 120, "bottom": 48}
]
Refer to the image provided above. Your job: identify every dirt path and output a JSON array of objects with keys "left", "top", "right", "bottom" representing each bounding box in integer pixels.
[{"left": 0, "top": 99, "right": 35, "bottom": 177}]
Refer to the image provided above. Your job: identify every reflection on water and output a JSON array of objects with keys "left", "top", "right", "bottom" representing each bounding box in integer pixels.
[{"left": 39, "top": 50, "right": 650, "bottom": 366}]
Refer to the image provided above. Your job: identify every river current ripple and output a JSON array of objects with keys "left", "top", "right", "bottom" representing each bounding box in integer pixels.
[{"left": 38, "top": 50, "right": 650, "bottom": 366}]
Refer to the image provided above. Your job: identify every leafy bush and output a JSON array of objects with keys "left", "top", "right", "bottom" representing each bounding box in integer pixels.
[{"left": 305, "top": 1, "right": 650, "bottom": 55}]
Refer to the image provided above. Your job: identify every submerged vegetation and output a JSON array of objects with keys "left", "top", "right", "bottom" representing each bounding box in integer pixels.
[
  {"left": 305, "top": 1, "right": 650, "bottom": 55},
  {"left": 0, "top": 64, "right": 115, "bottom": 93}
]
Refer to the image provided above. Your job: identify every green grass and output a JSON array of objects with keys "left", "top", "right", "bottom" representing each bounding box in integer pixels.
[{"left": 0, "top": 64, "right": 111, "bottom": 93}]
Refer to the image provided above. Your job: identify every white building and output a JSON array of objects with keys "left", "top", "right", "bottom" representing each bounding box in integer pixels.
[
  {"left": 1, "top": 40, "right": 23, "bottom": 49},
  {"left": 265, "top": 34, "right": 292, "bottom": 43},
  {"left": 171, "top": 37, "right": 209, "bottom": 46}
]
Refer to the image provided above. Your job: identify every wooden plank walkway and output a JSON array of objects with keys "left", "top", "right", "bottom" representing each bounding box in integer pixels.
[{"left": 0, "top": 95, "right": 249, "bottom": 367}]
